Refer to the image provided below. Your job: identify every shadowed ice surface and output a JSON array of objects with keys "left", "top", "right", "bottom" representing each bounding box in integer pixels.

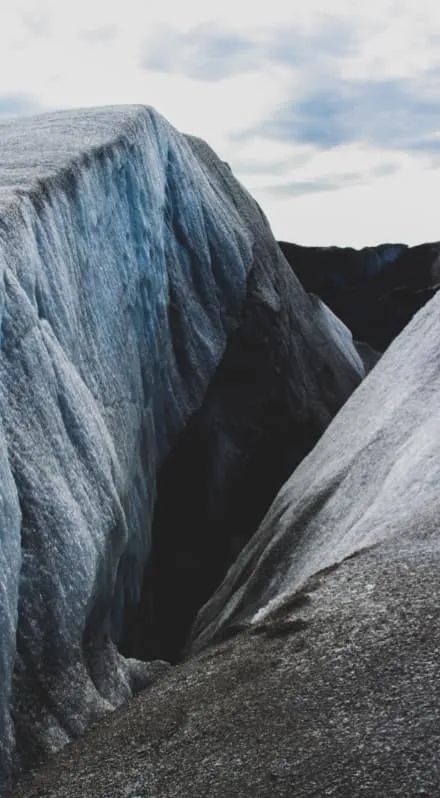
[
  {"left": 0, "top": 106, "right": 363, "bottom": 790},
  {"left": 12, "top": 283, "right": 440, "bottom": 798}
]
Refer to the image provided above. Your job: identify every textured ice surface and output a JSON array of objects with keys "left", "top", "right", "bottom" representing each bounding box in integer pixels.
[
  {"left": 12, "top": 287, "right": 440, "bottom": 798},
  {"left": 309, "top": 294, "right": 364, "bottom": 375},
  {"left": 0, "top": 105, "right": 257, "bottom": 786},
  {"left": 0, "top": 105, "right": 364, "bottom": 791}
]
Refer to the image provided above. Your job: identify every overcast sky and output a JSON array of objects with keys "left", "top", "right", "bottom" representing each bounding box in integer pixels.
[{"left": 2, "top": 0, "right": 440, "bottom": 247}]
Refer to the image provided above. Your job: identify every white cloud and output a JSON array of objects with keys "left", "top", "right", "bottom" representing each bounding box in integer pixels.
[
  {"left": 259, "top": 159, "right": 440, "bottom": 247},
  {"left": 1, "top": 0, "right": 440, "bottom": 246}
]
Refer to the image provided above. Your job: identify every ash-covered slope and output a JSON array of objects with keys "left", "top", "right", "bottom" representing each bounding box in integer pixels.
[
  {"left": 279, "top": 239, "right": 440, "bottom": 351},
  {"left": 14, "top": 289, "right": 440, "bottom": 797},
  {"left": 0, "top": 106, "right": 362, "bottom": 791}
]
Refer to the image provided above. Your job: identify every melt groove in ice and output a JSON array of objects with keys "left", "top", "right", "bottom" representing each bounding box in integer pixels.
[{"left": 0, "top": 105, "right": 252, "bottom": 784}]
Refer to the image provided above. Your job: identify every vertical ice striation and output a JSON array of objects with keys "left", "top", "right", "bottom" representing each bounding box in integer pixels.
[
  {"left": 0, "top": 106, "right": 255, "bottom": 787},
  {"left": 0, "top": 106, "right": 364, "bottom": 791}
]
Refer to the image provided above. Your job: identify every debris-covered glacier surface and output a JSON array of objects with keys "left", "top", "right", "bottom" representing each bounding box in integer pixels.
[{"left": 0, "top": 105, "right": 363, "bottom": 790}]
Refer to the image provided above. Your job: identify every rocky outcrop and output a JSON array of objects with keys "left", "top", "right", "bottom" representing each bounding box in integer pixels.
[
  {"left": 14, "top": 273, "right": 440, "bottom": 798},
  {"left": 279, "top": 239, "right": 440, "bottom": 350},
  {"left": 0, "top": 107, "right": 363, "bottom": 791}
]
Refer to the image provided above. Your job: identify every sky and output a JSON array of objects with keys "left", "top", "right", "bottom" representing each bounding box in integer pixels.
[{"left": 1, "top": 0, "right": 440, "bottom": 247}]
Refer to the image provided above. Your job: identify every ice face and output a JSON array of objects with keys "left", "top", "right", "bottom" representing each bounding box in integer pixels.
[
  {"left": 0, "top": 105, "right": 255, "bottom": 787},
  {"left": 0, "top": 105, "right": 364, "bottom": 791}
]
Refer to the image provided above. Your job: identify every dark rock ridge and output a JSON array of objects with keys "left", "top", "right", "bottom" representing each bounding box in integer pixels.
[
  {"left": 279, "top": 239, "right": 440, "bottom": 351},
  {"left": 0, "top": 106, "right": 362, "bottom": 791},
  {"left": 14, "top": 289, "right": 440, "bottom": 797}
]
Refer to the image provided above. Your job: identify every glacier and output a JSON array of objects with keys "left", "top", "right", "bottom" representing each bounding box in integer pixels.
[
  {"left": 0, "top": 105, "right": 364, "bottom": 790},
  {"left": 13, "top": 279, "right": 440, "bottom": 797}
]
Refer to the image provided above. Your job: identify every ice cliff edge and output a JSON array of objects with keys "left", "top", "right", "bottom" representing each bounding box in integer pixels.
[{"left": 0, "top": 105, "right": 362, "bottom": 790}]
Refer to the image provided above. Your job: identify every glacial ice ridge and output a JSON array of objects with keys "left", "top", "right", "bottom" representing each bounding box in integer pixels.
[
  {"left": 0, "top": 104, "right": 257, "bottom": 785},
  {"left": 0, "top": 105, "right": 363, "bottom": 790}
]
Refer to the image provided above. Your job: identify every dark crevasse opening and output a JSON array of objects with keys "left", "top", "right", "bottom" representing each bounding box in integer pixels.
[
  {"left": 117, "top": 239, "right": 363, "bottom": 665},
  {"left": 119, "top": 335, "right": 317, "bottom": 664},
  {"left": 121, "top": 399, "right": 310, "bottom": 664}
]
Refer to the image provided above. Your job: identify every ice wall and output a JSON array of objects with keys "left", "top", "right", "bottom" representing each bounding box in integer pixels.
[
  {"left": 0, "top": 106, "right": 364, "bottom": 790},
  {"left": 12, "top": 242, "right": 440, "bottom": 798},
  {"left": 0, "top": 105, "right": 258, "bottom": 786}
]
